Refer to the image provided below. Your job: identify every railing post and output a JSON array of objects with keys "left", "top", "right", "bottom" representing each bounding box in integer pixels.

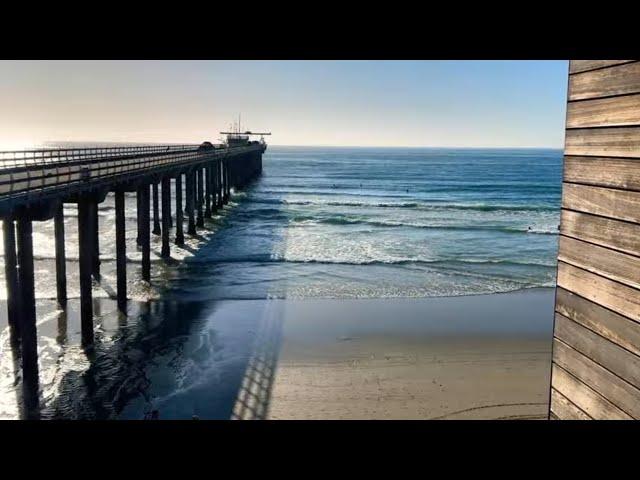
[
  {"left": 115, "top": 190, "right": 127, "bottom": 312},
  {"left": 161, "top": 176, "right": 171, "bottom": 258},
  {"left": 175, "top": 173, "right": 184, "bottom": 245},
  {"left": 54, "top": 204, "right": 67, "bottom": 307}
]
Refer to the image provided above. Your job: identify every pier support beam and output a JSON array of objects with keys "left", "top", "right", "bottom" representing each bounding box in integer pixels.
[
  {"left": 223, "top": 160, "right": 230, "bottom": 204},
  {"left": 175, "top": 173, "right": 184, "bottom": 246},
  {"left": 115, "top": 190, "right": 127, "bottom": 312},
  {"left": 139, "top": 184, "right": 151, "bottom": 281},
  {"left": 205, "top": 166, "right": 212, "bottom": 218},
  {"left": 16, "top": 217, "right": 39, "bottom": 415},
  {"left": 91, "top": 202, "right": 100, "bottom": 279},
  {"left": 217, "top": 159, "right": 223, "bottom": 209},
  {"left": 167, "top": 179, "right": 173, "bottom": 228},
  {"left": 152, "top": 182, "right": 161, "bottom": 235},
  {"left": 161, "top": 176, "right": 171, "bottom": 258},
  {"left": 3, "top": 219, "right": 20, "bottom": 338},
  {"left": 196, "top": 167, "right": 204, "bottom": 228},
  {"left": 211, "top": 161, "right": 218, "bottom": 213},
  {"left": 77, "top": 199, "right": 95, "bottom": 347},
  {"left": 136, "top": 191, "right": 142, "bottom": 246},
  {"left": 186, "top": 171, "right": 196, "bottom": 235},
  {"left": 54, "top": 204, "right": 67, "bottom": 307}
]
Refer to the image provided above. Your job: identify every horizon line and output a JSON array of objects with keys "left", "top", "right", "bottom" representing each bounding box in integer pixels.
[{"left": 269, "top": 144, "right": 563, "bottom": 149}]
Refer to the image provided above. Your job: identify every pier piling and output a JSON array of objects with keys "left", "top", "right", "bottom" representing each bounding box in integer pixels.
[
  {"left": 54, "top": 205, "right": 67, "bottom": 306},
  {"left": 77, "top": 199, "right": 95, "bottom": 347},
  {"left": 187, "top": 170, "right": 196, "bottom": 235},
  {"left": 167, "top": 179, "right": 173, "bottom": 228},
  {"left": 216, "top": 159, "right": 223, "bottom": 209},
  {"left": 16, "top": 216, "right": 39, "bottom": 415},
  {"left": 161, "top": 176, "right": 171, "bottom": 258},
  {"left": 91, "top": 202, "right": 100, "bottom": 279},
  {"left": 136, "top": 192, "right": 142, "bottom": 246},
  {"left": 152, "top": 182, "right": 161, "bottom": 236},
  {"left": 224, "top": 160, "right": 230, "bottom": 204},
  {"left": 3, "top": 219, "right": 20, "bottom": 337},
  {"left": 115, "top": 190, "right": 127, "bottom": 312},
  {"left": 140, "top": 184, "right": 151, "bottom": 281},
  {"left": 175, "top": 173, "right": 184, "bottom": 246},
  {"left": 196, "top": 167, "right": 204, "bottom": 228}
]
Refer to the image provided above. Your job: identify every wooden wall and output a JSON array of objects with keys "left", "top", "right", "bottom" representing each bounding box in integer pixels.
[{"left": 550, "top": 60, "right": 640, "bottom": 419}]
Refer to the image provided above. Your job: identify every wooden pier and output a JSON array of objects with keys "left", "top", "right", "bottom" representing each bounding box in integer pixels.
[
  {"left": 0, "top": 140, "right": 265, "bottom": 416},
  {"left": 550, "top": 60, "right": 640, "bottom": 419}
]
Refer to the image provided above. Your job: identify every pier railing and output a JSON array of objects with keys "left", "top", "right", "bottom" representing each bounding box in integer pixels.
[{"left": 0, "top": 143, "right": 262, "bottom": 213}]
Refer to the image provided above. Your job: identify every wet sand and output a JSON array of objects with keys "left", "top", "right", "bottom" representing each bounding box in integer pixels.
[{"left": 264, "top": 288, "right": 554, "bottom": 420}]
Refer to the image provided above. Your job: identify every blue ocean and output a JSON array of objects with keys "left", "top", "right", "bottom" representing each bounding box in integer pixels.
[{"left": 177, "top": 146, "right": 562, "bottom": 300}]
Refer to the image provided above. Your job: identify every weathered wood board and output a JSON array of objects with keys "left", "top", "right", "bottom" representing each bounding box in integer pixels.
[{"left": 551, "top": 60, "right": 640, "bottom": 420}]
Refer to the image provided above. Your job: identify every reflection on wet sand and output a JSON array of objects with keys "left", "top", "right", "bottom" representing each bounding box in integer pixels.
[{"left": 231, "top": 304, "right": 283, "bottom": 420}]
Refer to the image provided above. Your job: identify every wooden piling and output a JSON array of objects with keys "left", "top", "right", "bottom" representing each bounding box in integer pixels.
[
  {"left": 167, "top": 179, "right": 173, "bottom": 228},
  {"left": 187, "top": 170, "right": 196, "bottom": 235},
  {"left": 175, "top": 173, "right": 184, "bottom": 245},
  {"left": 211, "top": 161, "right": 218, "bottom": 213},
  {"left": 205, "top": 166, "right": 212, "bottom": 218},
  {"left": 217, "top": 159, "right": 223, "bottom": 208},
  {"left": 3, "top": 219, "right": 20, "bottom": 337},
  {"left": 161, "top": 176, "right": 171, "bottom": 258},
  {"left": 92, "top": 201, "right": 100, "bottom": 279},
  {"left": 152, "top": 181, "right": 161, "bottom": 235},
  {"left": 77, "top": 200, "right": 95, "bottom": 347},
  {"left": 16, "top": 217, "right": 39, "bottom": 414},
  {"left": 53, "top": 204, "right": 67, "bottom": 306},
  {"left": 136, "top": 191, "right": 142, "bottom": 246},
  {"left": 196, "top": 167, "right": 204, "bottom": 227},
  {"left": 115, "top": 190, "right": 127, "bottom": 312},
  {"left": 223, "top": 160, "right": 230, "bottom": 204},
  {"left": 140, "top": 184, "right": 151, "bottom": 281}
]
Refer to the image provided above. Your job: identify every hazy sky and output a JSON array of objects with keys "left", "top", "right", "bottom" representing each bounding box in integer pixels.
[{"left": 0, "top": 60, "right": 568, "bottom": 149}]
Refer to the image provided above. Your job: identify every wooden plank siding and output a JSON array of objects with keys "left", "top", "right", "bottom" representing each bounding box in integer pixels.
[{"left": 550, "top": 60, "right": 640, "bottom": 420}]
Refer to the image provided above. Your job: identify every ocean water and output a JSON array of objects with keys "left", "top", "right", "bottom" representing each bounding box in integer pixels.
[
  {"left": 0, "top": 145, "right": 562, "bottom": 419},
  {"left": 193, "top": 146, "right": 562, "bottom": 299}
]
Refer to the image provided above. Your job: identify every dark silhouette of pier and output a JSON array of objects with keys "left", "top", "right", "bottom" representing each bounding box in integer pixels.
[{"left": 0, "top": 140, "right": 266, "bottom": 417}]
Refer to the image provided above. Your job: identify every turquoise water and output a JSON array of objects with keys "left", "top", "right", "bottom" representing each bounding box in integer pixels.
[{"left": 176, "top": 146, "right": 562, "bottom": 300}]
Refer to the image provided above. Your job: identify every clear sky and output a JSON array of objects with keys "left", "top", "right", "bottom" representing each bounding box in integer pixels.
[{"left": 0, "top": 60, "right": 568, "bottom": 149}]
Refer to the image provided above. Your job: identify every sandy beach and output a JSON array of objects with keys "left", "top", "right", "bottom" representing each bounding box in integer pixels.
[{"left": 236, "top": 288, "right": 555, "bottom": 420}]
